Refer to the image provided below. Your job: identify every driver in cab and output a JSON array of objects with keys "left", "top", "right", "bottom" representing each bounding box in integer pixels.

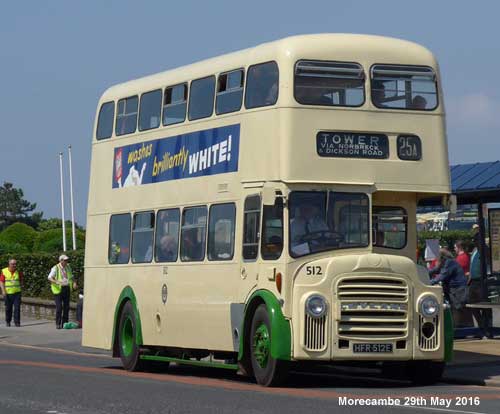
[{"left": 290, "top": 204, "right": 329, "bottom": 256}]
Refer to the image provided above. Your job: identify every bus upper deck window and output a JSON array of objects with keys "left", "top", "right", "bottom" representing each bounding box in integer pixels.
[
  {"left": 116, "top": 96, "right": 138, "bottom": 136},
  {"left": 139, "top": 89, "right": 162, "bottom": 131},
  {"left": 188, "top": 76, "right": 215, "bottom": 121},
  {"left": 245, "top": 62, "right": 278, "bottom": 109},
  {"left": 371, "top": 65, "right": 437, "bottom": 110},
  {"left": 163, "top": 83, "right": 187, "bottom": 126},
  {"left": 216, "top": 69, "right": 244, "bottom": 115},
  {"left": 96, "top": 101, "right": 114, "bottom": 140},
  {"left": 294, "top": 60, "right": 364, "bottom": 107}
]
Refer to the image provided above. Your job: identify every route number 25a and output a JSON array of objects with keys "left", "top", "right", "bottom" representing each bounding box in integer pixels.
[
  {"left": 306, "top": 266, "right": 322, "bottom": 276},
  {"left": 397, "top": 135, "right": 422, "bottom": 161}
]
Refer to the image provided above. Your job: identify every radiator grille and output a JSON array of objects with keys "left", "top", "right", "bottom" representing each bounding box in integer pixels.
[
  {"left": 304, "top": 314, "right": 327, "bottom": 351},
  {"left": 419, "top": 315, "right": 439, "bottom": 351},
  {"left": 337, "top": 276, "right": 409, "bottom": 340}
]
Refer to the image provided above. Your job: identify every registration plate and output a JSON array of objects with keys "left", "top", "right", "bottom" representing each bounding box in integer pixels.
[{"left": 353, "top": 343, "right": 393, "bottom": 353}]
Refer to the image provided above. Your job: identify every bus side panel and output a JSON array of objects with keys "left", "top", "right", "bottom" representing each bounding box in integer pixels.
[{"left": 82, "top": 214, "right": 115, "bottom": 349}]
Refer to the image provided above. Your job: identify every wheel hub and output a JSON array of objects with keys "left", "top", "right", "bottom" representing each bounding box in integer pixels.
[{"left": 252, "top": 324, "right": 270, "bottom": 368}]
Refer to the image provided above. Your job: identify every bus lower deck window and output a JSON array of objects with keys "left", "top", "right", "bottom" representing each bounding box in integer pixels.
[
  {"left": 372, "top": 206, "right": 407, "bottom": 249},
  {"left": 155, "top": 209, "right": 180, "bottom": 262},
  {"left": 243, "top": 195, "right": 261, "bottom": 260},
  {"left": 261, "top": 196, "right": 283, "bottom": 260},
  {"left": 180, "top": 206, "right": 207, "bottom": 261},
  {"left": 109, "top": 214, "right": 131, "bottom": 264},
  {"left": 131, "top": 212, "right": 155, "bottom": 263},
  {"left": 208, "top": 203, "right": 236, "bottom": 261}
]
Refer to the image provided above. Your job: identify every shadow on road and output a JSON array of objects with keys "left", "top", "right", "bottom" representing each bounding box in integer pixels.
[{"left": 101, "top": 362, "right": 429, "bottom": 390}]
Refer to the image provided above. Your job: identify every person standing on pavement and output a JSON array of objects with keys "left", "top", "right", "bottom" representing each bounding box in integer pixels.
[
  {"left": 48, "top": 254, "right": 77, "bottom": 329},
  {"left": 430, "top": 248, "right": 468, "bottom": 318},
  {"left": 0, "top": 258, "right": 23, "bottom": 327},
  {"left": 469, "top": 234, "right": 492, "bottom": 338},
  {"left": 454, "top": 240, "right": 470, "bottom": 280}
]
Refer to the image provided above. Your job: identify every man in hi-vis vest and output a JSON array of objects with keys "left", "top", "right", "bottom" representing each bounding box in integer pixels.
[
  {"left": 48, "top": 254, "right": 77, "bottom": 329},
  {"left": 0, "top": 258, "right": 23, "bottom": 327}
]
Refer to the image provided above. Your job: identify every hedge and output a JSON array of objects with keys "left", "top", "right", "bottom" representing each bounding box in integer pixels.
[
  {"left": 0, "top": 223, "right": 37, "bottom": 252},
  {"left": 34, "top": 228, "right": 86, "bottom": 253},
  {"left": 0, "top": 251, "right": 84, "bottom": 300},
  {"left": 417, "top": 230, "right": 475, "bottom": 261}
]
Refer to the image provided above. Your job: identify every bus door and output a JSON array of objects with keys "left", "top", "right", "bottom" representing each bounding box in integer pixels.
[
  {"left": 240, "top": 194, "right": 262, "bottom": 299},
  {"left": 239, "top": 193, "right": 285, "bottom": 298}
]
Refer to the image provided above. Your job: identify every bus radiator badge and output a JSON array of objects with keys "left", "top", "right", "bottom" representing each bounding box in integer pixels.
[{"left": 162, "top": 284, "right": 168, "bottom": 304}]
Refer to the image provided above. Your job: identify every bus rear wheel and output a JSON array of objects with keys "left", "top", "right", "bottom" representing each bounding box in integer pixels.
[
  {"left": 250, "top": 304, "right": 288, "bottom": 386},
  {"left": 118, "top": 301, "right": 144, "bottom": 371}
]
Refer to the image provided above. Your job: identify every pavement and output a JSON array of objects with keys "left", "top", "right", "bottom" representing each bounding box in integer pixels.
[
  {"left": 444, "top": 338, "right": 500, "bottom": 387},
  {"left": 1, "top": 317, "right": 500, "bottom": 387}
]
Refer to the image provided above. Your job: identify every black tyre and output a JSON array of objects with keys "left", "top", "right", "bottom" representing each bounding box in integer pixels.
[
  {"left": 250, "top": 304, "right": 289, "bottom": 386},
  {"left": 118, "top": 301, "right": 144, "bottom": 371}
]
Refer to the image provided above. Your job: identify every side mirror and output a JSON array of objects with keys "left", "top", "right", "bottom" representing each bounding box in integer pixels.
[{"left": 262, "top": 187, "right": 276, "bottom": 206}]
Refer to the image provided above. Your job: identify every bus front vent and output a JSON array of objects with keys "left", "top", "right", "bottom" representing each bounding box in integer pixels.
[
  {"left": 418, "top": 315, "right": 439, "bottom": 351},
  {"left": 304, "top": 314, "right": 327, "bottom": 351}
]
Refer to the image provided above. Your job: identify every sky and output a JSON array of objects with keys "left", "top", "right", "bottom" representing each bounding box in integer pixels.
[{"left": 0, "top": 1, "right": 499, "bottom": 226}]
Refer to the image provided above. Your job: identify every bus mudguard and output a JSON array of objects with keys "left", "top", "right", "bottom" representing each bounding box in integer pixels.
[
  {"left": 112, "top": 286, "right": 143, "bottom": 351},
  {"left": 239, "top": 290, "right": 291, "bottom": 361}
]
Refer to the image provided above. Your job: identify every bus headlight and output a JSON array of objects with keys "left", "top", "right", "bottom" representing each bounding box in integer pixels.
[
  {"left": 305, "top": 295, "right": 327, "bottom": 318},
  {"left": 419, "top": 295, "right": 439, "bottom": 317}
]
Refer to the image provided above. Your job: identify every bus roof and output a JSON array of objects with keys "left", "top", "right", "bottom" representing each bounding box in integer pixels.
[{"left": 99, "top": 33, "right": 437, "bottom": 103}]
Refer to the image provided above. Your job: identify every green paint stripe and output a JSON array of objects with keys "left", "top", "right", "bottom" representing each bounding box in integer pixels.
[{"left": 140, "top": 355, "right": 238, "bottom": 370}]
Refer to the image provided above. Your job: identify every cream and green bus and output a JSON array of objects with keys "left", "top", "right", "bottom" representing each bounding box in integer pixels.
[{"left": 83, "top": 34, "right": 453, "bottom": 386}]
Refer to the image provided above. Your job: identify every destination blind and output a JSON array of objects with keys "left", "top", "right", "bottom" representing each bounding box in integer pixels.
[{"left": 316, "top": 132, "right": 389, "bottom": 159}]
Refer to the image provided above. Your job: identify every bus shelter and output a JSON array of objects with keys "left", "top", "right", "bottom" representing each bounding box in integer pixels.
[{"left": 450, "top": 161, "right": 500, "bottom": 337}]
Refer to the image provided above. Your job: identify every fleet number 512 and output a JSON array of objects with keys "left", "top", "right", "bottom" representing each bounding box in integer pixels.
[{"left": 306, "top": 266, "right": 322, "bottom": 276}]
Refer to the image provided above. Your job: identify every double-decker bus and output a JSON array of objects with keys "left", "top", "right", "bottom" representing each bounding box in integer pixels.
[{"left": 83, "top": 34, "right": 452, "bottom": 386}]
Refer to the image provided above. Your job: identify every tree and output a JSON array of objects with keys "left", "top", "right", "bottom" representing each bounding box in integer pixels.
[
  {"left": 38, "top": 218, "right": 84, "bottom": 232},
  {"left": 0, "top": 182, "right": 42, "bottom": 231}
]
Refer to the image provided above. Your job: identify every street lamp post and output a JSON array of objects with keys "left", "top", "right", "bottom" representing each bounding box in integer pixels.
[
  {"left": 68, "top": 145, "right": 76, "bottom": 250},
  {"left": 59, "top": 152, "right": 67, "bottom": 252}
]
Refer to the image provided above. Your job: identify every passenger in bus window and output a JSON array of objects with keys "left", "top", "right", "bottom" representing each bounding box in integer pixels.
[
  {"left": 158, "top": 235, "right": 177, "bottom": 262},
  {"left": 411, "top": 95, "right": 427, "bottom": 109},
  {"left": 371, "top": 80, "right": 386, "bottom": 106}
]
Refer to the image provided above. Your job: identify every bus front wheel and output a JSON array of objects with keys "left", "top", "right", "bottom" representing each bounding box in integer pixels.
[
  {"left": 118, "top": 301, "right": 144, "bottom": 371},
  {"left": 250, "top": 304, "right": 289, "bottom": 386}
]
